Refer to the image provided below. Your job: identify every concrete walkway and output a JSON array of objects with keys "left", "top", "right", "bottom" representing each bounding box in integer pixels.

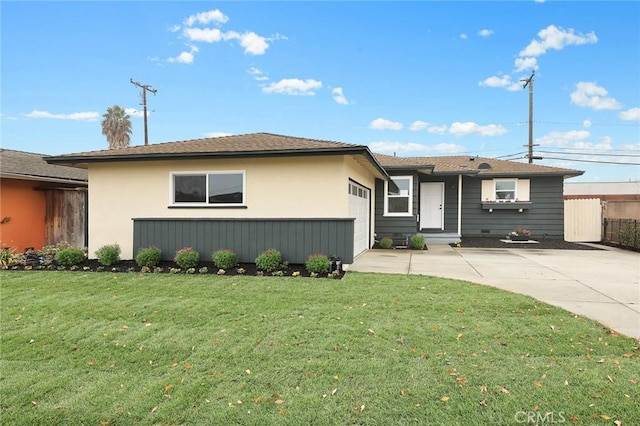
[{"left": 347, "top": 244, "right": 640, "bottom": 339}]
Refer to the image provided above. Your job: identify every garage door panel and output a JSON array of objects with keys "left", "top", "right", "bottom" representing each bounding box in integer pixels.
[{"left": 349, "top": 181, "right": 370, "bottom": 257}]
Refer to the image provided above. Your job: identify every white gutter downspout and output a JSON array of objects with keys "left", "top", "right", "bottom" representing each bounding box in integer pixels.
[{"left": 457, "top": 174, "right": 463, "bottom": 237}]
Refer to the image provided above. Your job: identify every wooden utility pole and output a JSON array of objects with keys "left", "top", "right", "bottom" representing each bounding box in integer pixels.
[
  {"left": 521, "top": 70, "right": 543, "bottom": 163},
  {"left": 130, "top": 78, "right": 157, "bottom": 145}
]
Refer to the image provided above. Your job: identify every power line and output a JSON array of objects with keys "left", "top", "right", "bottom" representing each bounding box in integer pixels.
[
  {"left": 541, "top": 156, "right": 640, "bottom": 166},
  {"left": 538, "top": 150, "right": 640, "bottom": 158}
]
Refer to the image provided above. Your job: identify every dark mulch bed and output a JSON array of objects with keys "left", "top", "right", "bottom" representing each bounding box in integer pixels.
[
  {"left": 7, "top": 259, "right": 346, "bottom": 279},
  {"left": 456, "top": 237, "right": 604, "bottom": 250}
]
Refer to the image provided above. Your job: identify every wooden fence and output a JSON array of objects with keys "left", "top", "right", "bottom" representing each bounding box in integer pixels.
[
  {"left": 603, "top": 218, "right": 640, "bottom": 250},
  {"left": 564, "top": 198, "right": 602, "bottom": 242}
]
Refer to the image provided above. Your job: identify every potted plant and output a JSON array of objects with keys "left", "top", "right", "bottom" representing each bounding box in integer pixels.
[{"left": 508, "top": 227, "right": 531, "bottom": 241}]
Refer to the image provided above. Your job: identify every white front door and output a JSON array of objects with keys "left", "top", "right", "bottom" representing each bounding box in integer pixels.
[
  {"left": 349, "top": 181, "right": 370, "bottom": 257},
  {"left": 420, "top": 182, "right": 444, "bottom": 230}
]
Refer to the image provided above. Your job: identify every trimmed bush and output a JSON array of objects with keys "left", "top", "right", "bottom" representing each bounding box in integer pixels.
[
  {"left": 379, "top": 237, "right": 393, "bottom": 249},
  {"left": 255, "top": 248, "right": 283, "bottom": 273},
  {"left": 409, "top": 235, "right": 426, "bottom": 250},
  {"left": 212, "top": 249, "right": 238, "bottom": 270},
  {"left": 305, "top": 254, "right": 331, "bottom": 275},
  {"left": 136, "top": 246, "right": 162, "bottom": 268},
  {"left": 174, "top": 247, "right": 200, "bottom": 269},
  {"left": 95, "top": 244, "right": 121, "bottom": 266},
  {"left": 54, "top": 248, "right": 85, "bottom": 267}
]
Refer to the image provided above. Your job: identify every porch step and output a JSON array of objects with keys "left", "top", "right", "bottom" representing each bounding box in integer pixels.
[{"left": 419, "top": 233, "right": 461, "bottom": 245}]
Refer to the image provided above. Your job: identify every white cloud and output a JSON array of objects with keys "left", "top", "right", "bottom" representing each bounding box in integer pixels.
[
  {"left": 514, "top": 57, "right": 538, "bottom": 72},
  {"left": 479, "top": 74, "right": 512, "bottom": 88},
  {"left": 248, "top": 67, "right": 269, "bottom": 81},
  {"left": 619, "top": 107, "right": 640, "bottom": 121},
  {"left": 184, "top": 9, "right": 228, "bottom": 27},
  {"left": 536, "top": 130, "right": 591, "bottom": 147},
  {"left": 478, "top": 29, "right": 493, "bottom": 38},
  {"left": 183, "top": 27, "right": 224, "bottom": 43},
  {"left": 369, "top": 141, "right": 465, "bottom": 154},
  {"left": 332, "top": 87, "right": 348, "bottom": 105},
  {"left": 519, "top": 25, "right": 598, "bottom": 57},
  {"left": 124, "top": 108, "right": 144, "bottom": 118},
  {"left": 236, "top": 31, "right": 269, "bottom": 55},
  {"left": 460, "top": 33, "right": 468, "bottom": 40},
  {"left": 262, "top": 78, "right": 322, "bottom": 96},
  {"left": 169, "top": 25, "right": 181, "bottom": 33},
  {"left": 409, "top": 120, "right": 429, "bottom": 131},
  {"left": 168, "top": 44, "right": 199, "bottom": 64},
  {"left": 583, "top": 120, "right": 592, "bottom": 128},
  {"left": 369, "top": 118, "right": 403, "bottom": 131},
  {"left": 570, "top": 82, "right": 622, "bottom": 110},
  {"left": 449, "top": 122, "right": 507, "bottom": 137},
  {"left": 25, "top": 110, "right": 99, "bottom": 121},
  {"left": 204, "top": 132, "right": 233, "bottom": 138}
]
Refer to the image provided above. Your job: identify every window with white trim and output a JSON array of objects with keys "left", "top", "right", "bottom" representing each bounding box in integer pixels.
[
  {"left": 384, "top": 176, "right": 413, "bottom": 215},
  {"left": 481, "top": 178, "right": 530, "bottom": 202},
  {"left": 495, "top": 179, "right": 517, "bottom": 201},
  {"left": 171, "top": 171, "right": 245, "bottom": 206}
]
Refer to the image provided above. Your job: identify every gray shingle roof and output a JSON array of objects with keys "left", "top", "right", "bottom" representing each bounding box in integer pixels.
[
  {"left": 375, "top": 153, "right": 583, "bottom": 177},
  {"left": 1, "top": 149, "right": 88, "bottom": 183}
]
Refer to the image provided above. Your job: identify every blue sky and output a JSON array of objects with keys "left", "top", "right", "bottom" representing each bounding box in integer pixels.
[{"left": 2, "top": 1, "right": 639, "bottom": 182}]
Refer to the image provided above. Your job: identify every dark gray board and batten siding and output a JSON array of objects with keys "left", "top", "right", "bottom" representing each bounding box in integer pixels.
[
  {"left": 133, "top": 218, "right": 355, "bottom": 264},
  {"left": 374, "top": 175, "right": 566, "bottom": 239}
]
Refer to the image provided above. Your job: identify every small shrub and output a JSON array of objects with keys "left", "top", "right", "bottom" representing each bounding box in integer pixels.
[
  {"left": 136, "top": 246, "right": 162, "bottom": 268},
  {"left": 174, "top": 247, "right": 199, "bottom": 269},
  {"left": 379, "top": 237, "right": 393, "bottom": 249},
  {"left": 212, "top": 249, "right": 238, "bottom": 270},
  {"left": 95, "top": 244, "right": 121, "bottom": 266},
  {"left": 54, "top": 247, "right": 85, "bottom": 267},
  {"left": 198, "top": 266, "right": 209, "bottom": 274},
  {"left": 255, "top": 248, "right": 283, "bottom": 272},
  {"left": 305, "top": 254, "right": 331, "bottom": 274},
  {"left": 409, "top": 235, "right": 426, "bottom": 250},
  {"left": 38, "top": 241, "right": 73, "bottom": 266},
  {"left": 0, "top": 247, "right": 16, "bottom": 270}
]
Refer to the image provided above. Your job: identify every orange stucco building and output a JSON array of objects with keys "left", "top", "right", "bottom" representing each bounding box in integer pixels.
[{"left": 0, "top": 149, "right": 88, "bottom": 252}]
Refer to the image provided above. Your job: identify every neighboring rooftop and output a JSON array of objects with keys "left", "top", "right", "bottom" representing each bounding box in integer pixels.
[
  {"left": 1, "top": 149, "right": 88, "bottom": 184},
  {"left": 375, "top": 153, "right": 583, "bottom": 177}
]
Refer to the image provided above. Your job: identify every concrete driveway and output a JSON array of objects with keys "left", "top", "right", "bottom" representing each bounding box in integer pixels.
[{"left": 347, "top": 244, "right": 640, "bottom": 339}]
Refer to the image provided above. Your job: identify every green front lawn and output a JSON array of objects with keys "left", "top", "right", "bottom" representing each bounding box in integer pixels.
[{"left": 1, "top": 272, "right": 638, "bottom": 425}]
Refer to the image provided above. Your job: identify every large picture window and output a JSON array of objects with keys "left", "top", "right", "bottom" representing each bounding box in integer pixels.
[
  {"left": 172, "top": 171, "right": 245, "bottom": 206},
  {"left": 384, "top": 176, "right": 413, "bottom": 216}
]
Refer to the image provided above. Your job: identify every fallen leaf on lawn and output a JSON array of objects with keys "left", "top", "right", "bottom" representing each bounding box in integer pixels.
[
  {"left": 564, "top": 380, "right": 569, "bottom": 385},
  {"left": 151, "top": 406, "right": 158, "bottom": 413},
  {"left": 568, "top": 415, "right": 579, "bottom": 421},
  {"left": 440, "top": 396, "right": 449, "bottom": 402},
  {"left": 614, "top": 421, "right": 622, "bottom": 426},
  {"left": 305, "top": 371, "right": 314, "bottom": 378},
  {"left": 534, "top": 381, "right": 542, "bottom": 387},
  {"left": 541, "top": 373, "right": 547, "bottom": 379},
  {"left": 184, "top": 363, "right": 192, "bottom": 370},
  {"left": 212, "top": 339, "right": 220, "bottom": 344},
  {"left": 333, "top": 375, "right": 339, "bottom": 380},
  {"left": 275, "top": 399, "right": 284, "bottom": 405},
  {"left": 550, "top": 325, "right": 555, "bottom": 330},
  {"left": 622, "top": 352, "right": 634, "bottom": 357},
  {"left": 479, "top": 399, "right": 487, "bottom": 407},
  {"left": 254, "top": 396, "right": 262, "bottom": 403},
  {"left": 448, "top": 370, "right": 458, "bottom": 376},
  {"left": 431, "top": 327, "right": 439, "bottom": 332},
  {"left": 360, "top": 405, "right": 365, "bottom": 412},
  {"left": 456, "top": 377, "right": 467, "bottom": 386},
  {"left": 607, "top": 375, "right": 614, "bottom": 383},
  {"left": 165, "top": 384, "right": 173, "bottom": 391},
  {"left": 278, "top": 409, "right": 286, "bottom": 415},
  {"left": 500, "top": 387, "right": 510, "bottom": 394},
  {"left": 456, "top": 333, "right": 463, "bottom": 340},
  {"left": 480, "top": 384, "right": 488, "bottom": 393},
  {"left": 87, "top": 360, "right": 96, "bottom": 366},
  {"left": 31, "top": 401, "right": 37, "bottom": 406},
  {"left": 612, "top": 359, "right": 620, "bottom": 365},
  {"left": 600, "top": 414, "right": 611, "bottom": 420},
  {"left": 246, "top": 369, "right": 251, "bottom": 375},
  {"left": 597, "top": 358, "right": 606, "bottom": 363},
  {"left": 368, "top": 329, "right": 375, "bottom": 335},
  {"left": 332, "top": 388, "right": 338, "bottom": 395},
  {"left": 100, "top": 422, "right": 110, "bottom": 426}
]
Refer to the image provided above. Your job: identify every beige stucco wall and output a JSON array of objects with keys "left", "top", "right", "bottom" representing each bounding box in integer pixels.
[{"left": 88, "top": 154, "right": 379, "bottom": 259}]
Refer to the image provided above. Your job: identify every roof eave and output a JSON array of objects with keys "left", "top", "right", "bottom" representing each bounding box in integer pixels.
[
  {"left": 1, "top": 172, "right": 88, "bottom": 185},
  {"left": 46, "top": 146, "right": 390, "bottom": 180}
]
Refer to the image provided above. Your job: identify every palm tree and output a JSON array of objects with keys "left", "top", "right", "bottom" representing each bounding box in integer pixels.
[{"left": 101, "top": 105, "right": 132, "bottom": 149}]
